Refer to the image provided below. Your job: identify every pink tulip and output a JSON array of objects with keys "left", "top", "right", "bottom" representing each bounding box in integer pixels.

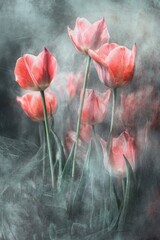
[
  {"left": 66, "top": 72, "right": 82, "bottom": 99},
  {"left": 120, "top": 86, "right": 154, "bottom": 128},
  {"left": 17, "top": 91, "right": 57, "bottom": 121},
  {"left": 110, "top": 131, "right": 135, "bottom": 175},
  {"left": 68, "top": 17, "right": 110, "bottom": 54},
  {"left": 101, "top": 131, "right": 135, "bottom": 175},
  {"left": 81, "top": 89, "right": 111, "bottom": 125},
  {"left": 14, "top": 48, "right": 57, "bottom": 91},
  {"left": 88, "top": 43, "right": 136, "bottom": 88}
]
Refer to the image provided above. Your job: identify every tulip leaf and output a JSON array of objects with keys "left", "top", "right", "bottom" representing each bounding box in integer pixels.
[
  {"left": 48, "top": 223, "right": 57, "bottom": 240},
  {"left": 107, "top": 176, "right": 120, "bottom": 232},
  {"left": 71, "top": 141, "right": 92, "bottom": 214},
  {"left": 50, "top": 129, "right": 66, "bottom": 191},
  {"left": 117, "top": 155, "right": 136, "bottom": 231}
]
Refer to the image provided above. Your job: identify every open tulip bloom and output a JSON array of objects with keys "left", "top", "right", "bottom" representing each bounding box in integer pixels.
[
  {"left": 68, "top": 17, "right": 110, "bottom": 54},
  {"left": 14, "top": 48, "right": 57, "bottom": 91},
  {"left": 88, "top": 43, "right": 136, "bottom": 88}
]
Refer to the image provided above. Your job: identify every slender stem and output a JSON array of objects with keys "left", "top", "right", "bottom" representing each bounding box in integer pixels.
[
  {"left": 72, "top": 56, "right": 91, "bottom": 178},
  {"left": 40, "top": 90, "right": 55, "bottom": 189},
  {"left": 107, "top": 88, "right": 117, "bottom": 151},
  {"left": 38, "top": 122, "right": 46, "bottom": 181}
]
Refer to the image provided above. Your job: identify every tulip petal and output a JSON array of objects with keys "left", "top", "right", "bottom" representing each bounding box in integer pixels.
[{"left": 14, "top": 55, "right": 38, "bottom": 90}]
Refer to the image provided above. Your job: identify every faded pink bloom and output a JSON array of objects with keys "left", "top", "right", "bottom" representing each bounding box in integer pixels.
[
  {"left": 88, "top": 43, "right": 136, "bottom": 88},
  {"left": 81, "top": 89, "right": 111, "bottom": 125},
  {"left": 150, "top": 100, "right": 160, "bottom": 130},
  {"left": 68, "top": 17, "right": 110, "bottom": 54},
  {"left": 101, "top": 131, "right": 136, "bottom": 175},
  {"left": 15, "top": 48, "right": 57, "bottom": 91},
  {"left": 66, "top": 72, "right": 82, "bottom": 99},
  {"left": 120, "top": 86, "right": 154, "bottom": 128},
  {"left": 65, "top": 124, "right": 93, "bottom": 159},
  {"left": 110, "top": 131, "right": 136, "bottom": 175},
  {"left": 17, "top": 91, "right": 57, "bottom": 121}
]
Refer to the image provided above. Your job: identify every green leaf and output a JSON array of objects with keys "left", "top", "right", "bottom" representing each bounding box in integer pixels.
[
  {"left": 50, "top": 129, "right": 66, "bottom": 191},
  {"left": 72, "top": 141, "right": 92, "bottom": 212},
  {"left": 48, "top": 223, "right": 57, "bottom": 240},
  {"left": 117, "top": 155, "right": 136, "bottom": 231}
]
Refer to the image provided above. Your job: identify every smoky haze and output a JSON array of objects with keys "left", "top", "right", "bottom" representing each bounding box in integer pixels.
[{"left": 0, "top": 0, "right": 160, "bottom": 239}]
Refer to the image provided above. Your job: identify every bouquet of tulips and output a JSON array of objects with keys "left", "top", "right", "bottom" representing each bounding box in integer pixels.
[{"left": 7, "top": 16, "right": 153, "bottom": 239}]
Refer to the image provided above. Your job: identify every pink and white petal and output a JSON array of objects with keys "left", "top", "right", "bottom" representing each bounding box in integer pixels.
[{"left": 14, "top": 56, "right": 37, "bottom": 90}]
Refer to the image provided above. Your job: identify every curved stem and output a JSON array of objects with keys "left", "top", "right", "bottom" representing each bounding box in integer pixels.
[
  {"left": 40, "top": 90, "right": 55, "bottom": 189},
  {"left": 107, "top": 88, "right": 117, "bottom": 151},
  {"left": 72, "top": 56, "right": 91, "bottom": 178}
]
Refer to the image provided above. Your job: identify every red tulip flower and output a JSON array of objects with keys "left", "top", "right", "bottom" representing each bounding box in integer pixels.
[
  {"left": 109, "top": 131, "right": 136, "bottom": 175},
  {"left": 17, "top": 91, "right": 57, "bottom": 121},
  {"left": 68, "top": 17, "right": 110, "bottom": 54},
  {"left": 81, "top": 89, "right": 111, "bottom": 125},
  {"left": 15, "top": 48, "right": 57, "bottom": 91},
  {"left": 88, "top": 43, "right": 136, "bottom": 88}
]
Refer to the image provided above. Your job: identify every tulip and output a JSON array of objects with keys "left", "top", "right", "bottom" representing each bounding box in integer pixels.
[
  {"left": 66, "top": 72, "right": 82, "bottom": 99},
  {"left": 68, "top": 17, "right": 110, "bottom": 54},
  {"left": 110, "top": 131, "right": 135, "bottom": 175},
  {"left": 102, "top": 131, "right": 135, "bottom": 175},
  {"left": 80, "top": 89, "right": 110, "bottom": 125},
  {"left": 15, "top": 48, "right": 57, "bottom": 91},
  {"left": 17, "top": 91, "right": 57, "bottom": 121},
  {"left": 65, "top": 124, "right": 93, "bottom": 159},
  {"left": 88, "top": 43, "right": 136, "bottom": 88},
  {"left": 120, "top": 86, "right": 154, "bottom": 128}
]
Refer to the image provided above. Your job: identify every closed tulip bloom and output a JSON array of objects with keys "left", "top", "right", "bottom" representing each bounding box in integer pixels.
[
  {"left": 15, "top": 48, "right": 57, "bottom": 91},
  {"left": 17, "top": 91, "right": 57, "bottom": 121},
  {"left": 68, "top": 17, "right": 110, "bottom": 54},
  {"left": 81, "top": 89, "right": 111, "bottom": 125},
  {"left": 120, "top": 86, "right": 154, "bottom": 128},
  {"left": 66, "top": 72, "right": 82, "bottom": 99},
  {"left": 109, "top": 131, "right": 136, "bottom": 175},
  {"left": 88, "top": 43, "right": 136, "bottom": 88}
]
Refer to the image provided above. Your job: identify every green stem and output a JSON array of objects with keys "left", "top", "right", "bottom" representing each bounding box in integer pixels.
[
  {"left": 107, "top": 88, "right": 117, "bottom": 151},
  {"left": 72, "top": 56, "right": 91, "bottom": 178},
  {"left": 40, "top": 90, "right": 55, "bottom": 189}
]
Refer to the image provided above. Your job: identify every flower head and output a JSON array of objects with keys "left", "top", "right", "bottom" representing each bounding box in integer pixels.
[
  {"left": 88, "top": 43, "right": 136, "bottom": 88},
  {"left": 66, "top": 72, "right": 83, "bottom": 99},
  {"left": 14, "top": 48, "right": 57, "bottom": 91},
  {"left": 68, "top": 17, "right": 110, "bottom": 54},
  {"left": 110, "top": 131, "right": 135, "bottom": 175},
  {"left": 120, "top": 86, "right": 154, "bottom": 128},
  {"left": 81, "top": 89, "right": 111, "bottom": 125},
  {"left": 17, "top": 91, "right": 57, "bottom": 121},
  {"left": 102, "top": 131, "right": 136, "bottom": 176}
]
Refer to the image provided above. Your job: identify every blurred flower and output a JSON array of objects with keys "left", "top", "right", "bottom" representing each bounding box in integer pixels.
[
  {"left": 81, "top": 89, "right": 111, "bottom": 125},
  {"left": 88, "top": 43, "right": 136, "bottom": 88},
  {"left": 110, "top": 131, "right": 135, "bottom": 175},
  {"left": 102, "top": 131, "right": 135, "bottom": 175},
  {"left": 150, "top": 100, "right": 160, "bottom": 130},
  {"left": 68, "top": 17, "right": 110, "bottom": 54},
  {"left": 17, "top": 91, "right": 57, "bottom": 121},
  {"left": 65, "top": 124, "right": 93, "bottom": 158},
  {"left": 120, "top": 86, "right": 154, "bottom": 129},
  {"left": 66, "top": 72, "right": 82, "bottom": 99},
  {"left": 14, "top": 48, "right": 57, "bottom": 91}
]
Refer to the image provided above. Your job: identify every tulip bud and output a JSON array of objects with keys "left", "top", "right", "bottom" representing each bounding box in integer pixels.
[{"left": 81, "top": 89, "right": 111, "bottom": 125}]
